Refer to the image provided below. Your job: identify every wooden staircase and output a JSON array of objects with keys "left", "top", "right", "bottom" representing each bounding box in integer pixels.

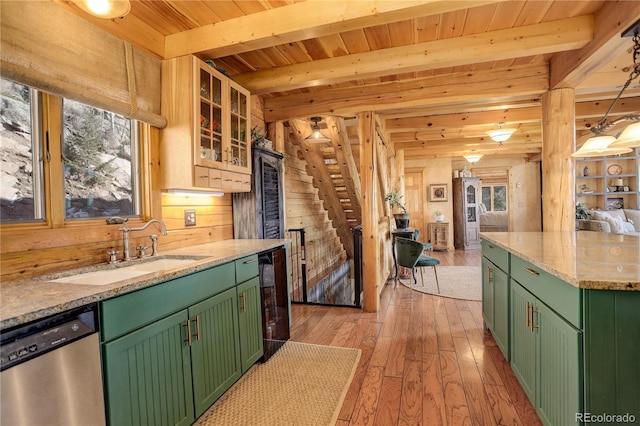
[{"left": 289, "top": 116, "right": 362, "bottom": 259}]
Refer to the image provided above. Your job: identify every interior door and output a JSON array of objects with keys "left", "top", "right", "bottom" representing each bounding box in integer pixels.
[{"left": 405, "top": 170, "right": 425, "bottom": 240}]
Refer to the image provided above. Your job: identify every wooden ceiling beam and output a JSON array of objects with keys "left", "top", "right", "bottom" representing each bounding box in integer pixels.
[
  {"left": 385, "top": 96, "right": 640, "bottom": 133},
  {"left": 237, "top": 15, "right": 593, "bottom": 94},
  {"left": 386, "top": 107, "right": 542, "bottom": 131},
  {"left": 550, "top": 1, "right": 640, "bottom": 89},
  {"left": 394, "top": 133, "right": 540, "bottom": 149},
  {"left": 403, "top": 145, "right": 542, "bottom": 158},
  {"left": 164, "top": 0, "right": 505, "bottom": 59},
  {"left": 264, "top": 63, "right": 549, "bottom": 121}
]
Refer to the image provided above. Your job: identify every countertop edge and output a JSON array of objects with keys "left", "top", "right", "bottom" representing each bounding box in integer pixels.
[
  {"left": 480, "top": 233, "right": 640, "bottom": 291},
  {"left": 1, "top": 239, "right": 290, "bottom": 330}
]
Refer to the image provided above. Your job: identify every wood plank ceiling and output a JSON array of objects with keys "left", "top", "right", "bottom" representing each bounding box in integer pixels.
[{"left": 55, "top": 0, "right": 640, "bottom": 162}]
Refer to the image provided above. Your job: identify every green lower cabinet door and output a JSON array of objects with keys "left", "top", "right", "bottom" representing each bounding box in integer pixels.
[
  {"left": 536, "top": 302, "right": 583, "bottom": 426},
  {"left": 510, "top": 281, "right": 537, "bottom": 403},
  {"left": 189, "top": 287, "right": 242, "bottom": 418},
  {"left": 481, "top": 258, "right": 494, "bottom": 331},
  {"left": 103, "top": 310, "right": 195, "bottom": 426},
  {"left": 492, "top": 266, "right": 510, "bottom": 360},
  {"left": 237, "top": 277, "right": 264, "bottom": 373}
]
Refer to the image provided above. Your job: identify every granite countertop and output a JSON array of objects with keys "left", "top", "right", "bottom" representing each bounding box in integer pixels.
[
  {"left": 480, "top": 231, "right": 640, "bottom": 291},
  {"left": 0, "top": 239, "right": 289, "bottom": 330}
]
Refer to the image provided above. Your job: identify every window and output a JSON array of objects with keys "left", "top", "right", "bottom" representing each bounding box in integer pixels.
[
  {"left": 482, "top": 185, "right": 507, "bottom": 211},
  {"left": 0, "top": 79, "right": 45, "bottom": 222},
  {"left": 1, "top": 77, "right": 141, "bottom": 224},
  {"left": 62, "top": 99, "right": 140, "bottom": 219}
]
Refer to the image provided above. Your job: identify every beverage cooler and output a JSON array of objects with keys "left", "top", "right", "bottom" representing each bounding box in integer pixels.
[{"left": 258, "top": 247, "right": 290, "bottom": 361}]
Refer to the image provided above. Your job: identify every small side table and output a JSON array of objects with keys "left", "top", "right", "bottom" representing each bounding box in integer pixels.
[{"left": 429, "top": 222, "right": 449, "bottom": 251}]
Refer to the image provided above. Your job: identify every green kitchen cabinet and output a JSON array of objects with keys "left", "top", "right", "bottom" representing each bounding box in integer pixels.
[
  {"left": 103, "top": 310, "right": 195, "bottom": 426},
  {"left": 190, "top": 287, "right": 241, "bottom": 418},
  {"left": 481, "top": 240, "right": 510, "bottom": 359},
  {"left": 101, "top": 255, "right": 263, "bottom": 425},
  {"left": 511, "top": 280, "right": 582, "bottom": 426},
  {"left": 237, "top": 276, "right": 263, "bottom": 373},
  {"left": 510, "top": 280, "right": 536, "bottom": 401}
]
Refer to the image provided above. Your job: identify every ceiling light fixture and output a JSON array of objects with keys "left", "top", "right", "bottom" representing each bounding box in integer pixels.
[
  {"left": 575, "top": 21, "right": 640, "bottom": 156},
  {"left": 486, "top": 123, "right": 516, "bottom": 144},
  {"left": 302, "top": 117, "right": 331, "bottom": 143},
  {"left": 463, "top": 152, "right": 483, "bottom": 163},
  {"left": 71, "top": 0, "right": 131, "bottom": 19}
]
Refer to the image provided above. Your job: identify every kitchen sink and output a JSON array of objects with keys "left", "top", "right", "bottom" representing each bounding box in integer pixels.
[{"left": 48, "top": 255, "right": 209, "bottom": 286}]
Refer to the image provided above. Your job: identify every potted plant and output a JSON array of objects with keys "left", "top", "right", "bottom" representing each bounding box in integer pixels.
[
  {"left": 435, "top": 211, "right": 445, "bottom": 222},
  {"left": 251, "top": 126, "right": 272, "bottom": 150},
  {"left": 385, "top": 190, "right": 410, "bottom": 229}
]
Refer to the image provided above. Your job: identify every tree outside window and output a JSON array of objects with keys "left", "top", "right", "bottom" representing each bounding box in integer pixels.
[
  {"left": 0, "top": 79, "right": 44, "bottom": 222},
  {"left": 1, "top": 77, "right": 141, "bottom": 223},
  {"left": 62, "top": 99, "right": 139, "bottom": 219}
]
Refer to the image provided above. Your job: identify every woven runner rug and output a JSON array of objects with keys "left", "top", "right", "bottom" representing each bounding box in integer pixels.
[
  {"left": 400, "top": 265, "right": 482, "bottom": 301},
  {"left": 195, "top": 341, "right": 361, "bottom": 426}
]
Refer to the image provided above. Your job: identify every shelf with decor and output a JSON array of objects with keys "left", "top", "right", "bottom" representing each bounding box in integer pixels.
[
  {"left": 575, "top": 148, "right": 639, "bottom": 210},
  {"left": 160, "top": 55, "right": 251, "bottom": 192}
]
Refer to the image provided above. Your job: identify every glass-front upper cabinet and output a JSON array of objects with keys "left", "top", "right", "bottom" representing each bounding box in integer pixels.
[
  {"left": 229, "top": 86, "right": 249, "bottom": 170},
  {"left": 159, "top": 55, "right": 251, "bottom": 192},
  {"left": 199, "top": 67, "right": 223, "bottom": 167},
  {"left": 196, "top": 61, "right": 250, "bottom": 174}
]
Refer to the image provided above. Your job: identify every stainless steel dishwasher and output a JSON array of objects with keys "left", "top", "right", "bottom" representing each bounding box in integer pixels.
[{"left": 1, "top": 304, "right": 106, "bottom": 426}]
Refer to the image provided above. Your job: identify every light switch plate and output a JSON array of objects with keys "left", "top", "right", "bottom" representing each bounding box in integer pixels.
[{"left": 184, "top": 209, "right": 196, "bottom": 226}]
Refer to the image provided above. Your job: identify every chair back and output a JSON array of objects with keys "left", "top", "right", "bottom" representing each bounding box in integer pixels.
[{"left": 395, "top": 236, "right": 425, "bottom": 269}]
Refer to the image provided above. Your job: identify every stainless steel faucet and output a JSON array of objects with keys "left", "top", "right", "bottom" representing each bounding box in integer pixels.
[{"left": 109, "top": 217, "right": 168, "bottom": 261}]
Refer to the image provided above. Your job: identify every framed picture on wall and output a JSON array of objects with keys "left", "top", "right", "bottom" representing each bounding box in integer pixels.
[{"left": 429, "top": 184, "right": 448, "bottom": 202}]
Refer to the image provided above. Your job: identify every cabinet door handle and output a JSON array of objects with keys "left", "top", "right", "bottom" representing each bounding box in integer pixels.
[
  {"left": 239, "top": 292, "right": 246, "bottom": 312},
  {"left": 524, "top": 267, "right": 539, "bottom": 276},
  {"left": 243, "top": 258, "right": 257, "bottom": 264},
  {"left": 183, "top": 320, "right": 192, "bottom": 346},
  {"left": 487, "top": 244, "right": 494, "bottom": 249},
  {"left": 525, "top": 302, "right": 531, "bottom": 328},
  {"left": 530, "top": 307, "right": 539, "bottom": 332},
  {"left": 193, "top": 315, "right": 201, "bottom": 341},
  {"left": 488, "top": 267, "right": 494, "bottom": 284}
]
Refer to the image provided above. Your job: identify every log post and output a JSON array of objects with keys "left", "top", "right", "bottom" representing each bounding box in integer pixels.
[
  {"left": 541, "top": 88, "right": 575, "bottom": 231},
  {"left": 359, "top": 112, "right": 380, "bottom": 312}
]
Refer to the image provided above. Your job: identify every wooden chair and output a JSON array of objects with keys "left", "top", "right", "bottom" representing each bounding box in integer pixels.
[{"left": 394, "top": 236, "right": 440, "bottom": 292}]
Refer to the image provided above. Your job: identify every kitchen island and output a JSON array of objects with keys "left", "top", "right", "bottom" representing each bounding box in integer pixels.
[{"left": 480, "top": 231, "right": 639, "bottom": 426}]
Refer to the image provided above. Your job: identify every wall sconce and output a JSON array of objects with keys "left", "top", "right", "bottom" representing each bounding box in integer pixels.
[
  {"left": 71, "top": 0, "right": 131, "bottom": 19},
  {"left": 302, "top": 117, "right": 331, "bottom": 143},
  {"left": 576, "top": 21, "right": 640, "bottom": 155},
  {"left": 463, "top": 152, "right": 483, "bottom": 163},
  {"left": 486, "top": 123, "right": 516, "bottom": 145}
]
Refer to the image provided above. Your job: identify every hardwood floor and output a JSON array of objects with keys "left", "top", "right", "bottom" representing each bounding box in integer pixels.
[{"left": 289, "top": 249, "right": 542, "bottom": 426}]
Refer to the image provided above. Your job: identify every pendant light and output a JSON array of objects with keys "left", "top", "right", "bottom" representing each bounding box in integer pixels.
[
  {"left": 571, "top": 136, "right": 631, "bottom": 158},
  {"left": 577, "top": 21, "right": 640, "bottom": 154},
  {"left": 303, "top": 117, "right": 331, "bottom": 143},
  {"left": 486, "top": 122, "right": 516, "bottom": 145}
]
